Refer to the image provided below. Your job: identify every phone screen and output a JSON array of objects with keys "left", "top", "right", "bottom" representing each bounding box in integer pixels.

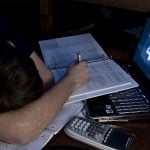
[{"left": 85, "top": 95, "right": 117, "bottom": 118}]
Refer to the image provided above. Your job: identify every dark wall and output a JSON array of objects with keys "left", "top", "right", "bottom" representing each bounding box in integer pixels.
[
  {"left": 0, "top": 0, "right": 40, "bottom": 41},
  {"left": 53, "top": 0, "right": 148, "bottom": 51}
]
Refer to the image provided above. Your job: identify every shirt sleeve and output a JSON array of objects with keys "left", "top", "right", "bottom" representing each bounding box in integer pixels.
[{"left": 0, "top": 17, "right": 33, "bottom": 56}]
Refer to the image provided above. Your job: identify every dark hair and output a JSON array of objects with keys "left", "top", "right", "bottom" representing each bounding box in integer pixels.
[{"left": 0, "top": 46, "right": 43, "bottom": 113}]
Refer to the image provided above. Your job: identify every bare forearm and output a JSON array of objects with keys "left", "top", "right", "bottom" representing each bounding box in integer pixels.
[
  {"left": 0, "top": 75, "right": 75, "bottom": 144},
  {"left": 30, "top": 51, "right": 54, "bottom": 89},
  {"left": 0, "top": 61, "right": 89, "bottom": 144}
]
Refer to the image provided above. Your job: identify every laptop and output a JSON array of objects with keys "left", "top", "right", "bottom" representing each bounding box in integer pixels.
[{"left": 85, "top": 18, "right": 150, "bottom": 122}]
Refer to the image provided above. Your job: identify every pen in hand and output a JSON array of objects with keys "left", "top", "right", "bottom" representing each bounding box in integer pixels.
[{"left": 77, "top": 53, "right": 82, "bottom": 62}]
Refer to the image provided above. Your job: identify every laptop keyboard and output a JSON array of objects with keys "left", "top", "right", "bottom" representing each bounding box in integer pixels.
[{"left": 109, "top": 88, "right": 150, "bottom": 115}]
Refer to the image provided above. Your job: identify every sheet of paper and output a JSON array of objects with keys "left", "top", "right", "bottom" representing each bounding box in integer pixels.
[
  {"left": 0, "top": 102, "right": 83, "bottom": 150},
  {"left": 39, "top": 33, "right": 108, "bottom": 69}
]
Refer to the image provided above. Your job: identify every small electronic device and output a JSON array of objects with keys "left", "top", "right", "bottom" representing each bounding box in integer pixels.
[
  {"left": 64, "top": 116, "right": 134, "bottom": 150},
  {"left": 85, "top": 87, "right": 150, "bottom": 121}
]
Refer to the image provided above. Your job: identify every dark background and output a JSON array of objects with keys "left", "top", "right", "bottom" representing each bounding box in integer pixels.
[
  {"left": 0, "top": 0, "right": 149, "bottom": 53},
  {"left": 52, "top": 0, "right": 149, "bottom": 52},
  {"left": 0, "top": 0, "right": 40, "bottom": 41}
]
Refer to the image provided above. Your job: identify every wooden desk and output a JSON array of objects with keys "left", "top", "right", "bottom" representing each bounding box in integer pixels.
[{"left": 40, "top": 1, "right": 150, "bottom": 149}]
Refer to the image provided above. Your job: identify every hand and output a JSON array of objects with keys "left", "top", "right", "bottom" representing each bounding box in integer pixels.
[{"left": 66, "top": 61, "right": 90, "bottom": 90}]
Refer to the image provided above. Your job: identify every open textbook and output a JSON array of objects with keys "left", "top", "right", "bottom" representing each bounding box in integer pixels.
[{"left": 39, "top": 33, "right": 138, "bottom": 104}]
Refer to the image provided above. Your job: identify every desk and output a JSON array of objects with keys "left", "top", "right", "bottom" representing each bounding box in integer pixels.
[
  {"left": 40, "top": 1, "right": 150, "bottom": 149},
  {"left": 42, "top": 48, "right": 150, "bottom": 150}
]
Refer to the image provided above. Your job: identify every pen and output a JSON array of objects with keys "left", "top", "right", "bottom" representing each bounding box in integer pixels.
[
  {"left": 98, "top": 118, "right": 128, "bottom": 122},
  {"left": 77, "top": 53, "right": 82, "bottom": 62}
]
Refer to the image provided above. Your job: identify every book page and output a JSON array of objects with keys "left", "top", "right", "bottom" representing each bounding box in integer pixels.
[{"left": 39, "top": 33, "right": 108, "bottom": 69}]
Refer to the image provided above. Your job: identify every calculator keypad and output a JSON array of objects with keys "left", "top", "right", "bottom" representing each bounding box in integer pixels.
[
  {"left": 69, "top": 117, "right": 111, "bottom": 143},
  {"left": 109, "top": 88, "right": 150, "bottom": 115}
]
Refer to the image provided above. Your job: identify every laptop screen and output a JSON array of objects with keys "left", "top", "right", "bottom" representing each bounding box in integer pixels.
[{"left": 134, "top": 18, "right": 150, "bottom": 80}]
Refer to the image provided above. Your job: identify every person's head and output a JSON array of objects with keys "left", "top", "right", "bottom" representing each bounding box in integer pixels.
[{"left": 0, "top": 45, "right": 43, "bottom": 113}]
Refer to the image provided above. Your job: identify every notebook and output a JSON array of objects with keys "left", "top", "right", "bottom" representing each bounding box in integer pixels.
[{"left": 85, "top": 18, "right": 150, "bottom": 121}]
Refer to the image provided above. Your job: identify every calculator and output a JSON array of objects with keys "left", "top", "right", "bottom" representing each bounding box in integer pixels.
[
  {"left": 64, "top": 116, "right": 134, "bottom": 150},
  {"left": 85, "top": 87, "right": 150, "bottom": 121}
]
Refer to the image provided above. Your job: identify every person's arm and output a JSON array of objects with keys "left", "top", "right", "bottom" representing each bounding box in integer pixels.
[
  {"left": 0, "top": 61, "right": 89, "bottom": 144},
  {"left": 6, "top": 42, "right": 54, "bottom": 89},
  {"left": 30, "top": 51, "right": 54, "bottom": 90}
]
